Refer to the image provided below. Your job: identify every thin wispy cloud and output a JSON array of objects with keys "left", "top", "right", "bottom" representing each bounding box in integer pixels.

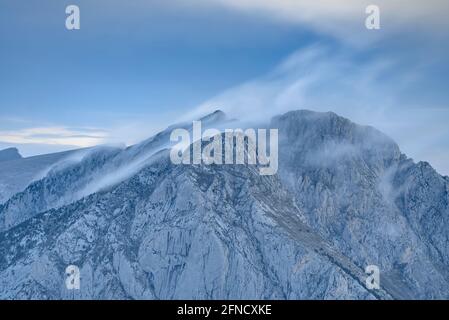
[
  {"left": 206, "top": 0, "right": 449, "bottom": 45},
  {"left": 187, "top": 44, "right": 449, "bottom": 175},
  {"left": 0, "top": 127, "right": 108, "bottom": 148},
  {"left": 187, "top": 45, "right": 397, "bottom": 121}
]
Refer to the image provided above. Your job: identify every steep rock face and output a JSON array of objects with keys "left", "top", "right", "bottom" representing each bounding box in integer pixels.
[
  {"left": 0, "top": 109, "right": 448, "bottom": 299},
  {"left": 392, "top": 161, "right": 449, "bottom": 269},
  {"left": 0, "top": 152, "right": 376, "bottom": 299},
  {"left": 0, "top": 150, "right": 77, "bottom": 205},
  {"left": 272, "top": 110, "right": 449, "bottom": 299},
  {"left": 0, "top": 147, "right": 122, "bottom": 231}
]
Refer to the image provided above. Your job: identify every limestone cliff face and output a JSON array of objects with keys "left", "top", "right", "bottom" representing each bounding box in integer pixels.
[{"left": 0, "top": 110, "right": 448, "bottom": 299}]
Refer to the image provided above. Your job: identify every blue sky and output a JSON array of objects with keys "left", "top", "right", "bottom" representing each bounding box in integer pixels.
[{"left": 1, "top": 0, "right": 449, "bottom": 174}]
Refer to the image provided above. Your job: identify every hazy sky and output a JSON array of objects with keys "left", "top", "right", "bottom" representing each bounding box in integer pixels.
[{"left": 1, "top": 0, "right": 449, "bottom": 174}]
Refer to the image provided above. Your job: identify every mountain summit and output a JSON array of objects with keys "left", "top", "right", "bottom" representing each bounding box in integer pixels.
[{"left": 0, "top": 110, "right": 448, "bottom": 299}]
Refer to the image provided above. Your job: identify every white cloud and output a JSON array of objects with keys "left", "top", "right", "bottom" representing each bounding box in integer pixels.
[
  {"left": 199, "top": 0, "right": 449, "bottom": 45},
  {"left": 187, "top": 44, "right": 449, "bottom": 175},
  {"left": 186, "top": 45, "right": 395, "bottom": 121},
  {"left": 0, "top": 126, "right": 108, "bottom": 148}
]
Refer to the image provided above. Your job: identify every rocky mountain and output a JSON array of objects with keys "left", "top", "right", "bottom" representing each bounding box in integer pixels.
[
  {"left": 0, "top": 148, "right": 22, "bottom": 162},
  {"left": 0, "top": 110, "right": 448, "bottom": 299},
  {"left": 0, "top": 149, "right": 80, "bottom": 205}
]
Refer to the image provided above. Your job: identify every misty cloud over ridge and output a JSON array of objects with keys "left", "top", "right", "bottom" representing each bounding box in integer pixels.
[{"left": 187, "top": 44, "right": 449, "bottom": 176}]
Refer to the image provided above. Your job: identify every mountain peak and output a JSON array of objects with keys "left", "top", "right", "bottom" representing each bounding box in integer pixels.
[
  {"left": 271, "top": 109, "right": 402, "bottom": 169},
  {"left": 273, "top": 109, "right": 398, "bottom": 146},
  {"left": 0, "top": 147, "right": 22, "bottom": 162},
  {"left": 199, "top": 109, "right": 227, "bottom": 124}
]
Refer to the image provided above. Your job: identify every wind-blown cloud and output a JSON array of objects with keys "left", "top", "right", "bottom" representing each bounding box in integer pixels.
[
  {"left": 187, "top": 45, "right": 398, "bottom": 121},
  {"left": 180, "top": 1, "right": 449, "bottom": 174},
  {"left": 187, "top": 44, "right": 449, "bottom": 175}
]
